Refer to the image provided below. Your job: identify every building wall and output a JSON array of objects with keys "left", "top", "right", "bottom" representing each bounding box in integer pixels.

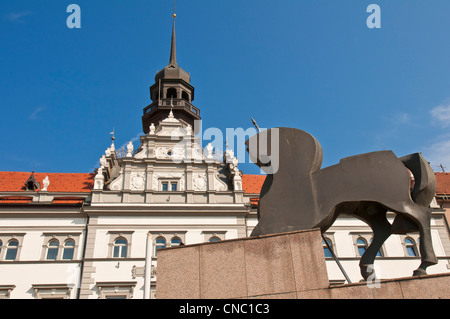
[
  {"left": 323, "top": 213, "right": 450, "bottom": 284},
  {"left": 0, "top": 208, "right": 449, "bottom": 298},
  {"left": 0, "top": 214, "right": 86, "bottom": 299},
  {"left": 78, "top": 208, "right": 249, "bottom": 299}
]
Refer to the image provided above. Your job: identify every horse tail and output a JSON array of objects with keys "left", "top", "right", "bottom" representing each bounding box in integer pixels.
[
  {"left": 400, "top": 153, "right": 436, "bottom": 207},
  {"left": 391, "top": 153, "right": 436, "bottom": 234}
]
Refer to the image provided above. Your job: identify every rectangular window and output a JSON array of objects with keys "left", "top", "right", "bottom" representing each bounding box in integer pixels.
[{"left": 161, "top": 181, "right": 178, "bottom": 191}]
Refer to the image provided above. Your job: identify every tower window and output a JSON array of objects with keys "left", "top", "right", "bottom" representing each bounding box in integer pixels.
[
  {"left": 182, "top": 91, "right": 189, "bottom": 102},
  {"left": 166, "top": 88, "right": 177, "bottom": 99}
]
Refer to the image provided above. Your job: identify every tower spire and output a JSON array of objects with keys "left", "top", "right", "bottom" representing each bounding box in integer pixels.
[{"left": 169, "top": 1, "right": 177, "bottom": 66}]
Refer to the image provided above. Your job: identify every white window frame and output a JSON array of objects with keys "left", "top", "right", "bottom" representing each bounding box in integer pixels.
[
  {"left": 160, "top": 179, "right": 179, "bottom": 191},
  {"left": 400, "top": 234, "right": 421, "bottom": 257},
  {"left": 96, "top": 282, "right": 137, "bottom": 299},
  {"left": 107, "top": 231, "right": 134, "bottom": 258},
  {"left": 151, "top": 232, "right": 187, "bottom": 257},
  {"left": 201, "top": 231, "right": 226, "bottom": 243},
  {"left": 350, "top": 232, "right": 386, "bottom": 258},
  {"left": 322, "top": 233, "right": 337, "bottom": 258},
  {"left": 32, "top": 284, "right": 74, "bottom": 299},
  {"left": 0, "top": 285, "right": 15, "bottom": 299},
  {"left": 41, "top": 233, "right": 81, "bottom": 261},
  {"left": 0, "top": 234, "right": 25, "bottom": 261}
]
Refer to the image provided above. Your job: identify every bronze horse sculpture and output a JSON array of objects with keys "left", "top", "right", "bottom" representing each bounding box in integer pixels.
[{"left": 245, "top": 127, "right": 438, "bottom": 280}]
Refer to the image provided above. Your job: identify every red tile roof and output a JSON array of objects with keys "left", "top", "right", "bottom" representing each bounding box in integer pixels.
[
  {"left": 0, "top": 196, "right": 33, "bottom": 204},
  {"left": 242, "top": 174, "right": 266, "bottom": 194},
  {"left": 52, "top": 197, "right": 86, "bottom": 204},
  {"left": 0, "top": 172, "right": 94, "bottom": 193},
  {"left": 435, "top": 173, "right": 450, "bottom": 195},
  {"left": 0, "top": 172, "right": 446, "bottom": 197}
]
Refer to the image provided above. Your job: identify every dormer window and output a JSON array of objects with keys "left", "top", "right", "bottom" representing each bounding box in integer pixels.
[{"left": 24, "top": 173, "right": 39, "bottom": 191}]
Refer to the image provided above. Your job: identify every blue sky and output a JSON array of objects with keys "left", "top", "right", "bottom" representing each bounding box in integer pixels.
[{"left": 1, "top": 1, "right": 450, "bottom": 175}]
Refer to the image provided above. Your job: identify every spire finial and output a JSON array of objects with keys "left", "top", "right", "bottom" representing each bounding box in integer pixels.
[
  {"left": 173, "top": 0, "right": 176, "bottom": 19},
  {"left": 169, "top": 0, "right": 177, "bottom": 66},
  {"left": 109, "top": 128, "right": 116, "bottom": 150}
]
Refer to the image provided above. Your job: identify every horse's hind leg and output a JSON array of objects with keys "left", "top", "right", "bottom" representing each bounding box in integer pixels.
[
  {"left": 408, "top": 206, "right": 438, "bottom": 276},
  {"left": 357, "top": 204, "right": 391, "bottom": 281}
]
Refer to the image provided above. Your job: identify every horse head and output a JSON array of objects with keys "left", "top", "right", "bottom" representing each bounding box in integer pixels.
[{"left": 245, "top": 127, "right": 323, "bottom": 176}]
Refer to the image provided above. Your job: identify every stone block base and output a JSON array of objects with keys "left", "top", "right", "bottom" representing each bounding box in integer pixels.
[{"left": 157, "top": 228, "right": 450, "bottom": 299}]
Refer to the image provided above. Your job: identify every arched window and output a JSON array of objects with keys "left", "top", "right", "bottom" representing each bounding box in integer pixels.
[
  {"left": 209, "top": 236, "right": 221, "bottom": 243},
  {"left": 322, "top": 238, "right": 333, "bottom": 258},
  {"left": 171, "top": 237, "right": 182, "bottom": 247},
  {"left": 356, "top": 238, "right": 368, "bottom": 257},
  {"left": 155, "top": 237, "right": 166, "bottom": 257},
  {"left": 182, "top": 91, "right": 189, "bottom": 102},
  {"left": 166, "top": 88, "right": 177, "bottom": 99},
  {"left": 405, "top": 238, "right": 418, "bottom": 257},
  {"left": 46, "top": 239, "right": 59, "bottom": 260},
  {"left": 63, "top": 240, "right": 75, "bottom": 260},
  {"left": 113, "top": 238, "right": 128, "bottom": 258},
  {"left": 5, "top": 240, "right": 19, "bottom": 261}
]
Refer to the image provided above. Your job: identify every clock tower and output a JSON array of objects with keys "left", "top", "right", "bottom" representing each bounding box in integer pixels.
[{"left": 141, "top": 13, "right": 201, "bottom": 134}]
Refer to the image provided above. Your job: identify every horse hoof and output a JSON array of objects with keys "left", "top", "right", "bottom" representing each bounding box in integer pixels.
[
  {"left": 360, "top": 264, "right": 376, "bottom": 281},
  {"left": 413, "top": 269, "right": 427, "bottom": 276}
]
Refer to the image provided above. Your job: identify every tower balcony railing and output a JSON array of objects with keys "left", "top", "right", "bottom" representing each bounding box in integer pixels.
[{"left": 143, "top": 98, "right": 200, "bottom": 117}]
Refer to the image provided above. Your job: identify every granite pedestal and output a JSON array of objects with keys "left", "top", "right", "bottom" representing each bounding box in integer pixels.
[{"left": 156, "top": 228, "right": 450, "bottom": 299}]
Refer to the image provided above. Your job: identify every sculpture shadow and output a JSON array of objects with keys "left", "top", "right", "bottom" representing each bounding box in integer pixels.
[{"left": 245, "top": 127, "right": 438, "bottom": 280}]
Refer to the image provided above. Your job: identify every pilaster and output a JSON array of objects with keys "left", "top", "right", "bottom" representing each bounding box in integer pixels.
[{"left": 78, "top": 216, "right": 98, "bottom": 299}]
